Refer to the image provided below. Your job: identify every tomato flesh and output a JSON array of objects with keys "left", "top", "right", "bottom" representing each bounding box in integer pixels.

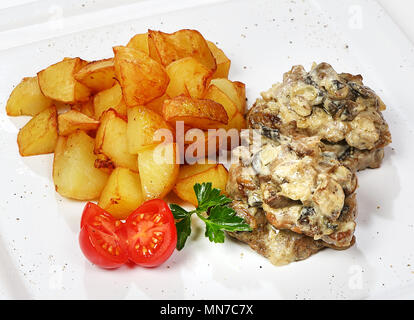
[
  {"left": 79, "top": 202, "right": 128, "bottom": 269},
  {"left": 125, "top": 199, "right": 177, "bottom": 267}
]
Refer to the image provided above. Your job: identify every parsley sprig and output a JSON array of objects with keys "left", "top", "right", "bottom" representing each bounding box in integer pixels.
[{"left": 170, "top": 182, "right": 252, "bottom": 250}]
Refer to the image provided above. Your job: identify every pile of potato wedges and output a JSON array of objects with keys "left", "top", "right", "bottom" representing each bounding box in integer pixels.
[{"left": 6, "top": 29, "right": 246, "bottom": 219}]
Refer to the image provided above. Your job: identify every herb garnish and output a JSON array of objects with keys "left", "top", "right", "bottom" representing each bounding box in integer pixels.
[{"left": 170, "top": 182, "right": 252, "bottom": 250}]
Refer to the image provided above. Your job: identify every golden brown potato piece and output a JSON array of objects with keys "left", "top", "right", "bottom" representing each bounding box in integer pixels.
[
  {"left": 148, "top": 29, "right": 216, "bottom": 72},
  {"left": 233, "top": 81, "right": 246, "bottom": 114},
  {"left": 6, "top": 77, "right": 53, "bottom": 116},
  {"left": 210, "top": 79, "right": 246, "bottom": 115},
  {"left": 17, "top": 106, "right": 58, "bottom": 156},
  {"left": 223, "top": 111, "right": 247, "bottom": 131},
  {"left": 95, "top": 109, "right": 138, "bottom": 171},
  {"left": 94, "top": 153, "right": 115, "bottom": 174},
  {"left": 174, "top": 163, "right": 228, "bottom": 206},
  {"left": 138, "top": 143, "right": 180, "bottom": 200},
  {"left": 127, "top": 106, "right": 173, "bottom": 154},
  {"left": 126, "top": 33, "right": 149, "bottom": 54},
  {"left": 53, "top": 131, "right": 109, "bottom": 200},
  {"left": 93, "top": 83, "right": 127, "bottom": 119},
  {"left": 162, "top": 95, "right": 228, "bottom": 129},
  {"left": 178, "top": 163, "right": 217, "bottom": 180},
  {"left": 74, "top": 58, "right": 116, "bottom": 93},
  {"left": 207, "top": 41, "right": 231, "bottom": 79},
  {"left": 218, "top": 111, "right": 246, "bottom": 150},
  {"left": 38, "top": 57, "right": 91, "bottom": 103},
  {"left": 58, "top": 110, "right": 100, "bottom": 136},
  {"left": 204, "top": 84, "right": 237, "bottom": 119},
  {"left": 145, "top": 93, "right": 169, "bottom": 115},
  {"left": 184, "top": 129, "right": 223, "bottom": 159},
  {"left": 165, "top": 57, "right": 213, "bottom": 99},
  {"left": 98, "top": 167, "right": 144, "bottom": 219},
  {"left": 72, "top": 99, "right": 96, "bottom": 119},
  {"left": 113, "top": 46, "right": 169, "bottom": 106}
]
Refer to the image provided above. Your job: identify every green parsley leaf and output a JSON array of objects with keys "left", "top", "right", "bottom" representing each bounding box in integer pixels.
[
  {"left": 170, "top": 204, "right": 191, "bottom": 220},
  {"left": 206, "top": 205, "right": 252, "bottom": 232},
  {"left": 193, "top": 182, "right": 231, "bottom": 212},
  {"left": 199, "top": 205, "right": 252, "bottom": 243},
  {"left": 175, "top": 216, "right": 192, "bottom": 250},
  {"left": 204, "top": 223, "right": 226, "bottom": 243},
  {"left": 171, "top": 182, "right": 252, "bottom": 250},
  {"left": 169, "top": 204, "right": 193, "bottom": 251}
]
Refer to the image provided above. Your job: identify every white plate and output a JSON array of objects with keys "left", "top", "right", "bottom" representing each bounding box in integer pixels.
[{"left": 1, "top": 0, "right": 414, "bottom": 300}]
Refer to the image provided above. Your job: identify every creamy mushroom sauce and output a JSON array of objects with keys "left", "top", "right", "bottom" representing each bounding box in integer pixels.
[
  {"left": 247, "top": 62, "right": 391, "bottom": 172},
  {"left": 228, "top": 201, "right": 326, "bottom": 266},
  {"left": 228, "top": 131, "right": 357, "bottom": 249}
]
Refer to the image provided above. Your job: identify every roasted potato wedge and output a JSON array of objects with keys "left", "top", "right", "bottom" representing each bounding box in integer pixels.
[
  {"left": 127, "top": 33, "right": 149, "bottom": 54},
  {"left": 177, "top": 163, "right": 217, "bottom": 180},
  {"left": 210, "top": 79, "right": 246, "bottom": 114},
  {"left": 207, "top": 41, "right": 231, "bottom": 79},
  {"left": 184, "top": 129, "right": 223, "bottom": 160},
  {"left": 58, "top": 109, "right": 100, "bottom": 136},
  {"left": 229, "top": 111, "right": 247, "bottom": 131},
  {"left": 217, "top": 111, "right": 246, "bottom": 150},
  {"left": 95, "top": 109, "right": 138, "bottom": 171},
  {"left": 148, "top": 29, "right": 216, "bottom": 71},
  {"left": 38, "top": 57, "right": 91, "bottom": 103},
  {"left": 53, "top": 131, "right": 109, "bottom": 200},
  {"left": 93, "top": 82, "right": 127, "bottom": 119},
  {"left": 204, "top": 84, "right": 237, "bottom": 119},
  {"left": 145, "top": 93, "right": 169, "bottom": 115},
  {"left": 232, "top": 81, "right": 247, "bottom": 114},
  {"left": 113, "top": 46, "right": 169, "bottom": 106},
  {"left": 98, "top": 167, "right": 144, "bottom": 219},
  {"left": 165, "top": 57, "right": 213, "bottom": 99},
  {"left": 94, "top": 153, "right": 116, "bottom": 174},
  {"left": 127, "top": 106, "right": 173, "bottom": 154},
  {"left": 138, "top": 143, "right": 180, "bottom": 200},
  {"left": 163, "top": 95, "right": 228, "bottom": 129},
  {"left": 6, "top": 77, "right": 53, "bottom": 116},
  {"left": 72, "top": 99, "right": 96, "bottom": 119},
  {"left": 17, "top": 106, "right": 58, "bottom": 156},
  {"left": 173, "top": 163, "right": 228, "bottom": 206},
  {"left": 221, "top": 111, "right": 246, "bottom": 131},
  {"left": 74, "top": 58, "right": 116, "bottom": 93}
]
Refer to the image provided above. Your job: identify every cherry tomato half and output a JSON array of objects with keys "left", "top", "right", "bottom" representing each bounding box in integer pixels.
[
  {"left": 125, "top": 199, "right": 177, "bottom": 267},
  {"left": 79, "top": 202, "right": 128, "bottom": 269}
]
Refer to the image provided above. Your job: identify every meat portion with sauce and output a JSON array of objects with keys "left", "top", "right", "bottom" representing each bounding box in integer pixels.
[
  {"left": 226, "top": 130, "right": 357, "bottom": 265},
  {"left": 228, "top": 201, "right": 326, "bottom": 266},
  {"left": 247, "top": 62, "right": 391, "bottom": 172}
]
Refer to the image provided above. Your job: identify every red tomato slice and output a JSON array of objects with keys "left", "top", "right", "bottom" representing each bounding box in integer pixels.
[
  {"left": 125, "top": 199, "right": 177, "bottom": 267},
  {"left": 79, "top": 202, "right": 128, "bottom": 269}
]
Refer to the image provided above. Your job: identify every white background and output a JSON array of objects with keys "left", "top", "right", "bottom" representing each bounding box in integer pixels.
[
  {"left": 1, "top": 0, "right": 414, "bottom": 47},
  {"left": 378, "top": 0, "right": 414, "bottom": 43},
  {"left": 1, "top": 0, "right": 414, "bottom": 300}
]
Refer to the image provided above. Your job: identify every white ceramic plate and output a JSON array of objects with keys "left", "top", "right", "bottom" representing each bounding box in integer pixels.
[{"left": 1, "top": 0, "right": 413, "bottom": 299}]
